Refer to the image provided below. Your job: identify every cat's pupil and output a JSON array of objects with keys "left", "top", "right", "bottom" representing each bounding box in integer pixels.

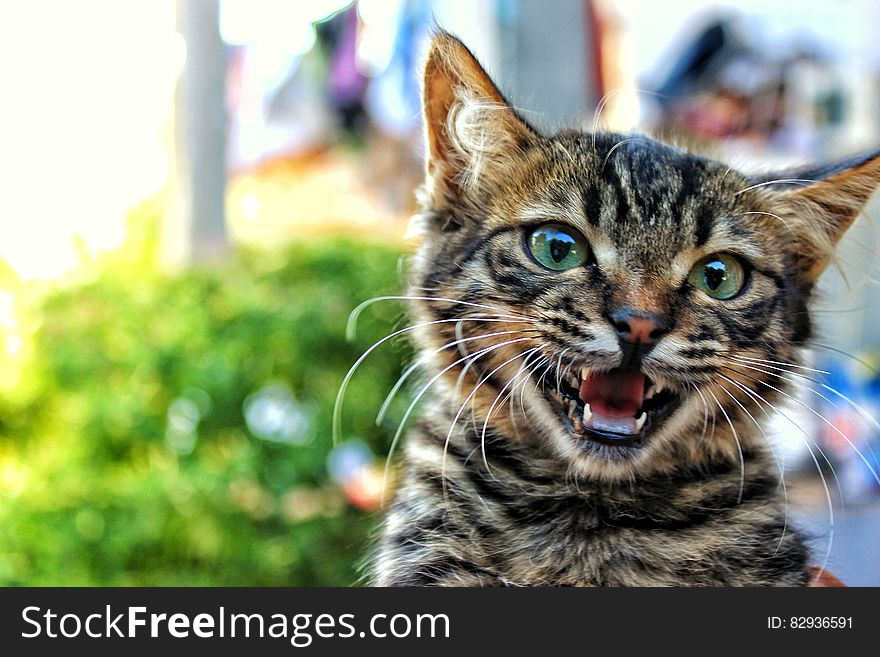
[
  {"left": 550, "top": 239, "right": 572, "bottom": 263},
  {"left": 704, "top": 261, "right": 727, "bottom": 290}
]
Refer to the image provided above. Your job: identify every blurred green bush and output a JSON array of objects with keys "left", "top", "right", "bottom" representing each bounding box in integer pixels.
[{"left": 0, "top": 212, "right": 409, "bottom": 585}]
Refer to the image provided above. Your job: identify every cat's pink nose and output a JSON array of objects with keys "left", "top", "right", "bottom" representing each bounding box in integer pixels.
[{"left": 607, "top": 308, "right": 669, "bottom": 345}]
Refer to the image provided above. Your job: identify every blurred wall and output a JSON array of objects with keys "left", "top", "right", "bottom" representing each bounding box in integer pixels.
[{"left": 501, "top": 0, "right": 597, "bottom": 131}]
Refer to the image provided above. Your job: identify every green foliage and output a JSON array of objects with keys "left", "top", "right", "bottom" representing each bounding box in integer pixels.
[{"left": 0, "top": 228, "right": 409, "bottom": 585}]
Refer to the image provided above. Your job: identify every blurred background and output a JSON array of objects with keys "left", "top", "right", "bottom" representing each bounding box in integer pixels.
[{"left": 1, "top": 0, "right": 879, "bottom": 586}]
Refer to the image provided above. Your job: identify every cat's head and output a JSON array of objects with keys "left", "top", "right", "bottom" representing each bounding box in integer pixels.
[{"left": 408, "top": 32, "right": 880, "bottom": 481}]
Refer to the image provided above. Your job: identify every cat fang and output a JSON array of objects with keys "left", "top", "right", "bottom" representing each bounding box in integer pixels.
[{"left": 544, "top": 366, "right": 681, "bottom": 449}]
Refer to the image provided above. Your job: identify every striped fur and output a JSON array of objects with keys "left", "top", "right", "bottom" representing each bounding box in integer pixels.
[{"left": 370, "top": 32, "right": 880, "bottom": 586}]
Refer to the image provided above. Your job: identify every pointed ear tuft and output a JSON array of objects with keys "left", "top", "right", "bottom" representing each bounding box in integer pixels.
[
  {"left": 422, "top": 31, "right": 534, "bottom": 197},
  {"left": 767, "top": 149, "right": 880, "bottom": 282}
]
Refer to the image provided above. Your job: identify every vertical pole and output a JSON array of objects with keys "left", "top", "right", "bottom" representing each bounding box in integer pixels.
[{"left": 176, "top": 0, "right": 227, "bottom": 262}]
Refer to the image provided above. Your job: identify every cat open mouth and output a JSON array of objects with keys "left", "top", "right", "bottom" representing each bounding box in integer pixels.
[{"left": 544, "top": 367, "right": 681, "bottom": 448}]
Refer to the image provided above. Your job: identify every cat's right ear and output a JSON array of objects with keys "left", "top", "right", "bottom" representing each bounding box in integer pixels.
[
  {"left": 765, "top": 150, "right": 880, "bottom": 283},
  {"left": 422, "top": 31, "right": 535, "bottom": 201}
]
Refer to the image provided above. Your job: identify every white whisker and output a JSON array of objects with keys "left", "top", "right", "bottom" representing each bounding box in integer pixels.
[
  {"left": 333, "top": 316, "right": 536, "bottom": 445},
  {"left": 380, "top": 336, "right": 533, "bottom": 506},
  {"left": 554, "top": 348, "right": 571, "bottom": 393},
  {"left": 730, "top": 356, "right": 880, "bottom": 436},
  {"left": 346, "top": 295, "right": 536, "bottom": 339},
  {"left": 602, "top": 138, "right": 639, "bottom": 171},
  {"left": 705, "top": 387, "right": 745, "bottom": 504},
  {"left": 690, "top": 384, "right": 711, "bottom": 445},
  {"left": 714, "top": 379, "right": 789, "bottom": 555},
  {"left": 442, "top": 347, "right": 539, "bottom": 500},
  {"left": 731, "top": 354, "right": 830, "bottom": 375},
  {"left": 723, "top": 364, "right": 880, "bottom": 488},
  {"left": 736, "top": 210, "right": 788, "bottom": 226},
  {"left": 375, "top": 328, "right": 531, "bottom": 425},
  {"left": 733, "top": 178, "right": 819, "bottom": 196},
  {"left": 479, "top": 348, "right": 542, "bottom": 473},
  {"left": 519, "top": 355, "right": 549, "bottom": 416},
  {"left": 717, "top": 372, "right": 835, "bottom": 576}
]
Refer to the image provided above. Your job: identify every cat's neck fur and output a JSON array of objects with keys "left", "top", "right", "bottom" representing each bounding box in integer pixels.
[{"left": 373, "top": 402, "right": 805, "bottom": 586}]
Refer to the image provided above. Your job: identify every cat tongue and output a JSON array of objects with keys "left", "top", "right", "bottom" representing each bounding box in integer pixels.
[{"left": 579, "top": 369, "right": 645, "bottom": 418}]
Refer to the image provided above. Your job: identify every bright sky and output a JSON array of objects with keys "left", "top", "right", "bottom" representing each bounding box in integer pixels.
[{"left": 0, "top": 1, "right": 179, "bottom": 280}]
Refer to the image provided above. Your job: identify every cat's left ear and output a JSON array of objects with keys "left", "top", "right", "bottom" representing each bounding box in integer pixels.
[{"left": 767, "top": 149, "right": 880, "bottom": 282}]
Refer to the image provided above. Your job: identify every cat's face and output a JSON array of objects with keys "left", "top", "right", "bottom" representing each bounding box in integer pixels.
[{"left": 409, "top": 33, "right": 880, "bottom": 480}]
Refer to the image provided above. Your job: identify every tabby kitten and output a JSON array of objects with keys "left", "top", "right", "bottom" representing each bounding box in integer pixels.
[{"left": 370, "top": 32, "right": 880, "bottom": 586}]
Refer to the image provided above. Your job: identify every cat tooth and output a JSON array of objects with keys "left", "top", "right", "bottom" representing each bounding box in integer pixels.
[
  {"left": 646, "top": 383, "right": 664, "bottom": 399},
  {"left": 634, "top": 412, "right": 647, "bottom": 432},
  {"left": 580, "top": 367, "right": 590, "bottom": 381},
  {"left": 582, "top": 403, "right": 592, "bottom": 423}
]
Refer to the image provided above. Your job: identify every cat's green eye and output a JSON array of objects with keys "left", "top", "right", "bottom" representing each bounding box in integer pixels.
[
  {"left": 688, "top": 253, "right": 746, "bottom": 300},
  {"left": 527, "top": 224, "right": 590, "bottom": 271}
]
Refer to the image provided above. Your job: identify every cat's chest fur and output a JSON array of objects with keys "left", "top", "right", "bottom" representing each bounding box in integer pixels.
[{"left": 374, "top": 416, "right": 810, "bottom": 587}]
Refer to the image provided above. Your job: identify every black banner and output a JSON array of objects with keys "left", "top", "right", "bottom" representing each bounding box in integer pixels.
[{"left": 0, "top": 587, "right": 874, "bottom": 654}]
